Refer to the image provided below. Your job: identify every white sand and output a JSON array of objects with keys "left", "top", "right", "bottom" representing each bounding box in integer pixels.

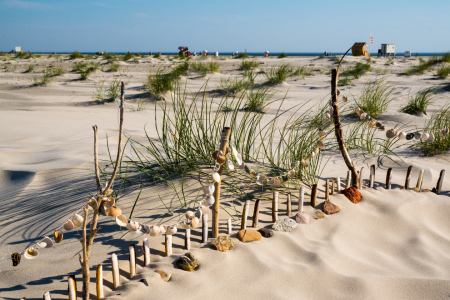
[{"left": 0, "top": 55, "right": 449, "bottom": 299}]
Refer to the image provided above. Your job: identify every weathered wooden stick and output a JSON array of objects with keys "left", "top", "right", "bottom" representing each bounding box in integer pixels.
[
  {"left": 369, "top": 165, "right": 375, "bottom": 188},
  {"left": 286, "top": 193, "right": 291, "bottom": 216},
  {"left": 345, "top": 170, "right": 351, "bottom": 189},
  {"left": 331, "top": 179, "right": 335, "bottom": 195},
  {"left": 359, "top": 167, "right": 364, "bottom": 190},
  {"left": 252, "top": 199, "right": 260, "bottom": 228},
  {"left": 311, "top": 184, "right": 318, "bottom": 207},
  {"left": 337, "top": 177, "right": 341, "bottom": 192},
  {"left": 129, "top": 244, "right": 136, "bottom": 279},
  {"left": 185, "top": 229, "right": 191, "bottom": 250},
  {"left": 299, "top": 187, "right": 304, "bottom": 213},
  {"left": 212, "top": 127, "right": 231, "bottom": 238},
  {"left": 96, "top": 265, "right": 104, "bottom": 300},
  {"left": 111, "top": 254, "right": 119, "bottom": 289},
  {"left": 227, "top": 218, "right": 232, "bottom": 234},
  {"left": 436, "top": 169, "right": 445, "bottom": 194},
  {"left": 272, "top": 191, "right": 279, "bottom": 222},
  {"left": 386, "top": 168, "right": 393, "bottom": 189},
  {"left": 165, "top": 235, "right": 172, "bottom": 257},
  {"left": 43, "top": 291, "right": 52, "bottom": 300},
  {"left": 202, "top": 214, "right": 209, "bottom": 243},
  {"left": 332, "top": 62, "right": 359, "bottom": 187},
  {"left": 404, "top": 166, "right": 413, "bottom": 190},
  {"left": 416, "top": 170, "right": 424, "bottom": 190},
  {"left": 241, "top": 200, "right": 248, "bottom": 230},
  {"left": 68, "top": 275, "right": 77, "bottom": 300},
  {"left": 143, "top": 238, "right": 150, "bottom": 266},
  {"left": 325, "top": 180, "right": 330, "bottom": 201}
]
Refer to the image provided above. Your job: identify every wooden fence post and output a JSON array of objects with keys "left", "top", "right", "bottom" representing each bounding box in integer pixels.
[
  {"left": 337, "top": 177, "right": 341, "bottom": 192},
  {"left": 241, "top": 200, "right": 250, "bottom": 229},
  {"left": 212, "top": 127, "right": 231, "bottom": 238},
  {"left": 325, "top": 180, "right": 330, "bottom": 201},
  {"left": 185, "top": 229, "right": 191, "bottom": 250},
  {"left": 129, "top": 245, "right": 136, "bottom": 279},
  {"left": 96, "top": 265, "right": 104, "bottom": 300},
  {"left": 331, "top": 179, "right": 335, "bottom": 195},
  {"left": 252, "top": 199, "right": 261, "bottom": 228},
  {"left": 436, "top": 169, "right": 445, "bottom": 194},
  {"left": 68, "top": 275, "right": 77, "bottom": 300},
  {"left": 369, "top": 165, "right": 375, "bottom": 188},
  {"left": 286, "top": 193, "right": 291, "bottom": 216},
  {"left": 311, "top": 184, "right": 318, "bottom": 207},
  {"left": 359, "top": 167, "right": 364, "bottom": 190},
  {"left": 386, "top": 168, "right": 393, "bottom": 189},
  {"left": 227, "top": 218, "right": 232, "bottom": 234},
  {"left": 165, "top": 235, "right": 172, "bottom": 257},
  {"left": 143, "top": 238, "right": 150, "bottom": 266},
  {"left": 272, "top": 191, "right": 279, "bottom": 222},
  {"left": 111, "top": 254, "right": 119, "bottom": 289},
  {"left": 299, "top": 187, "right": 304, "bottom": 213},
  {"left": 404, "top": 166, "right": 413, "bottom": 190},
  {"left": 202, "top": 214, "right": 209, "bottom": 243},
  {"left": 345, "top": 170, "right": 351, "bottom": 189}
]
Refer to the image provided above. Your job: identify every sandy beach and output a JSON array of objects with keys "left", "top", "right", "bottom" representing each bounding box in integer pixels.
[{"left": 1, "top": 53, "right": 450, "bottom": 300}]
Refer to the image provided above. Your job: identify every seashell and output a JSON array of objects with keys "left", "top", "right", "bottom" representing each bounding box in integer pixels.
[
  {"left": 212, "top": 172, "right": 221, "bottom": 183},
  {"left": 64, "top": 220, "right": 74, "bottom": 231},
  {"left": 194, "top": 208, "right": 202, "bottom": 219},
  {"left": 37, "top": 242, "right": 47, "bottom": 249},
  {"left": 439, "top": 128, "right": 449, "bottom": 137},
  {"left": 414, "top": 132, "right": 421, "bottom": 140},
  {"left": 256, "top": 174, "right": 266, "bottom": 185},
  {"left": 211, "top": 150, "right": 223, "bottom": 161},
  {"left": 166, "top": 225, "right": 177, "bottom": 235},
  {"left": 105, "top": 197, "right": 115, "bottom": 209},
  {"left": 214, "top": 162, "right": 220, "bottom": 171},
  {"left": 288, "top": 170, "right": 295, "bottom": 178},
  {"left": 11, "top": 252, "right": 21, "bottom": 266},
  {"left": 116, "top": 215, "right": 128, "bottom": 227},
  {"left": 87, "top": 199, "right": 98, "bottom": 211},
  {"left": 225, "top": 147, "right": 231, "bottom": 155},
  {"left": 268, "top": 178, "right": 281, "bottom": 187},
  {"left": 107, "top": 206, "right": 122, "bottom": 217},
  {"left": 104, "top": 189, "right": 114, "bottom": 196},
  {"left": 326, "top": 112, "right": 331, "bottom": 119},
  {"left": 244, "top": 165, "right": 251, "bottom": 174},
  {"left": 376, "top": 122, "right": 383, "bottom": 128},
  {"left": 232, "top": 146, "right": 243, "bottom": 166},
  {"left": 186, "top": 211, "right": 195, "bottom": 219},
  {"left": 159, "top": 225, "right": 167, "bottom": 234},
  {"left": 398, "top": 132, "right": 407, "bottom": 140},
  {"left": 204, "top": 184, "right": 215, "bottom": 196},
  {"left": 99, "top": 203, "right": 108, "bottom": 216},
  {"left": 356, "top": 108, "right": 363, "bottom": 116},
  {"left": 127, "top": 220, "right": 140, "bottom": 232},
  {"left": 308, "top": 150, "right": 316, "bottom": 159},
  {"left": 378, "top": 126, "right": 385, "bottom": 131},
  {"left": 422, "top": 133, "right": 430, "bottom": 141},
  {"left": 190, "top": 217, "right": 199, "bottom": 228},
  {"left": 427, "top": 133, "right": 435, "bottom": 142},
  {"left": 360, "top": 113, "right": 367, "bottom": 120},
  {"left": 179, "top": 221, "right": 190, "bottom": 229},
  {"left": 216, "top": 155, "right": 226, "bottom": 165},
  {"left": 200, "top": 205, "right": 211, "bottom": 214},
  {"left": 149, "top": 225, "right": 161, "bottom": 236},
  {"left": 226, "top": 159, "right": 235, "bottom": 170},
  {"left": 317, "top": 140, "right": 324, "bottom": 148},
  {"left": 72, "top": 214, "right": 84, "bottom": 227},
  {"left": 314, "top": 147, "right": 320, "bottom": 156},
  {"left": 336, "top": 88, "right": 340, "bottom": 96},
  {"left": 319, "top": 136, "right": 325, "bottom": 141},
  {"left": 142, "top": 224, "right": 151, "bottom": 234},
  {"left": 39, "top": 236, "right": 53, "bottom": 248},
  {"left": 386, "top": 129, "right": 396, "bottom": 139},
  {"left": 205, "top": 195, "right": 215, "bottom": 206},
  {"left": 369, "top": 119, "right": 377, "bottom": 128},
  {"left": 301, "top": 159, "right": 309, "bottom": 168},
  {"left": 24, "top": 248, "right": 39, "bottom": 259},
  {"left": 54, "top": 229, "right": 63, "bottom": 243},
  {"left": 250, "top": 170, "right": 257, "bottom": 178},
  {"left": 134, "top": 229, "right": 145, "bottom": 236},
  {"left": 342, "top": 95, "right": 348, "bottom": 102},
  {"left": 406, "top": 133, "right": 414, "bottom": 140}
]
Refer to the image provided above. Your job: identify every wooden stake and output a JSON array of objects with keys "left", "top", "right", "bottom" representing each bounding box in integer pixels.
[
  {"left": 143, "top": 238, "right": 150, "bottom": 266},
  {"left": 299, "top": 187, "right": 304, "bottom": 213},
  {"left": 129, "top": 244, "right": 136, "bottom": 279},
  {"left": 286, "top": 193, "right": 291, "bottom": 216},
  {"left": 252, "top": 199, "right": 261, "bottom": 228},
  {"left": 359, "top": 167, "right": 364, "bottom": 190},
  {"left": 369, "top": 165, "right": 375, "bottom": 188},
  {"left": 68, "top": 275, "right": 77, "bottom": 300},
  {"left": 202, "top": 214, "right": 209, "bottom": 243},
  {"left": 43, "top": 291, "right": 52, "bottom": 300},
  {"left": 416, "top": 170, "right": 424, "bottom": 190},
  {"left": 212, "top": 127, "right": 231, "bottom": 238},
  {"left": 241, "top": 200, "right": 250, "bottom": 229},
  {"left": 404, "top": 165, "right": 413, "bottom": 190},
  {"left": 337, "top": 177, "right": 341, "bottom": 192},
  {"left": 345, "top": 170, "right": 351, "bottom": 189},
  {"left": 311, "top": 184, "right": 318, "bottom": 208},
  {"left": 185, "top": 229, "right": 191, "bottom": 250},
  {"left": 111, "top": 254, "right": 119, "bottom": 289},
  {"left": 272, "top": 191, "right": 279, "bottom": 222},
  {"left": 331, "top": 62, "right": 359, "bottom": 187},
  {"left": 96, "top": 265, "right": 104, "bottom": 300},
  {"left": 386, "top": 168, "right": 393, "bottom": 189},
  {"left": 165, "top": 235, "right": 172, "bottom": 257},
  {"left": 331, "top": 179, "right": 335, "bottom": 195},
  {"left": 436, "top": 169, "right": 445, "bottom": 194},
  {"left": 227, "top": 218, "right": 232, "bottom": 234},
  {"left": 325, "top": 179, "right": 330, "bottom": 201}
]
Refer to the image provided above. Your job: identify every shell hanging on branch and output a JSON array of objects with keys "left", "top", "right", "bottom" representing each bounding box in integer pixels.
[
  {"left": 104, "top": 189, "right": 114, "bottom": 196},
  {"left": 342, "top": 95, "right": 348, "bottom": 102},
  {"left": 414, "top": 132, "right": 421, "bottom": 140},
  {"left": 105, "top": 197, "right": 115, "bottom": 209},
  {"left": 226, "top": 159, "right": 235, "bottom": 170},
  {"left": 232, "top": 146, "right": 243, "bottom": 166},
  {"left": 288, "top": 170, "right": 296, "bottom": 178},
  {"left": 212, "top": 172, "right": 221, "bottom": 183},
  {"left": 356, "top": 108, "right": 363, "bottom": 116},
  {"left": 116, "top": 215, "right": 128, "bottom": 227},
  {"left": 398, "top": 132, "right": 407, "bottom": 140},
  {"left": 428, "top": 133, "right": 435, "bottom": 142},
  {"left": 439, "top": 128, "right": 449, "bottom": 137},
  {"left": 422, "top": 133, "right": 430, "bottom": 141},
  {"left": 24, "top": 248, "right": 39, "bottom": 259},
  {"left": 54, "top": 229, "right": 63, "bottom": 243},
  {"left": 250, "top": 170, "right": 257, "bottom": 178},
  {"left": 190, "top": 217, "right": 199, "bottom": 228},
  {"left": 360, "top": 113, "right": 367, "bottom": 120},
  {"left": 11, "top": 252, "right": 21, "bottom": 266},
  {"left": 317, "top": 140, "right": 324, "bottom": 148},
  {"left": 127, "top": 220, "right": 140, "bottom": 232},
  {"left": 406, "top": 133, "right": 414, "bottom": 140},
  {"left": 179, "top": 221, "right": 190, "bottom": 229},
  {"left": 87, "top": 198, "right": 98, "bottom": 211},
  {"left": 256, "top": 174, "right": 267, "bottom": 185},
  {"left": 386, "top": 129, "right": 396, "bottom": 139},
  {"left": 38, "top": 236, "right": 53, "bottom": 249},
  {"left": 301, "top": 159, "right": 309, "bottom": 168},
  {"left": 369, "top": 119, "right": 377, "bottom": 128},
  {"left": 205, "top": 195, "right": 215, "bottom": 205},
  {"left": 107, "top": 206, "right": 122, "bottom": 217},
  {"left": 64, "top": 220, "right": 74, "bottom": 231},
  {"left": 166, "top": 225, "right": 177, "bottom": 236},
  {"left": 149, "top": 225, "right": 161, "bottom": 236},
  {"left": 72, "top": 214, "right": 83, "bottom": 227},
  {"left": 203, "top": 184, "right": 215, "bottom": 196}
]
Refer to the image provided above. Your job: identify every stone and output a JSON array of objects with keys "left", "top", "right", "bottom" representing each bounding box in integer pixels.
[
  {"left": 272, "top": 218, "right": 297, "bottom": 232},
  {"left": 341, "top": 187, "right": 362, "bottom": 204},
  {"left": 176, "top": 252, "right": 199, "bottom": 272},
  {"left": 155, "top": 269, "right": 171, "bottom": 282},
  {"left": 323, "top": 201, "right": 340, "bottom": 215},
  {"left": 236, "top": 229, "right": 262, "bottom": 242},
  {"left": 258, "top": 228, "right": 274, "bottom": 238},
  {"left": 210, "top": 236, "right": 235, "bottom": 251},
  {"left": 314, "top": 210, "right": 325, "bottom": 219},
  {"left": 294, "top": 212, "right": 310, "bottom": 224}
]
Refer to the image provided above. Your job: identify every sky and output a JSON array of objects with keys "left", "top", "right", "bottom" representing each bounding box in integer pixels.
[{"left": 0, "top": 0, "right": 449, "bottom": 53}]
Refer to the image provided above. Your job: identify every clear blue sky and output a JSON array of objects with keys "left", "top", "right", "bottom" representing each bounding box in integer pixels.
[{"left": 0, "top": 0, "right": 449, "bottom": 53}]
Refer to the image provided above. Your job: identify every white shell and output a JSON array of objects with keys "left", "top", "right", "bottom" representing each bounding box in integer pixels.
[
  {"left": 72, "top": 214, "right": 84, "bottom": 227},
  {"left": 360, "top": 113, "right": 367, "bottom": 120},
  {"left": 149, "top": 225, "right": 161, "bottom": 236},
  {"left": 205, "top": 195, "right": 215, "bottom": 206},
  {"left": 186, "top": 211, "right": 195, "bottom": 219},
  {"left": 179, "top": 221, "right": 190, "bottom": 229},
  {"left": 428, "top": 133, "right": 435, "bottom": 142},
  {"left": 37, "top": 242, "right": 48, "bottom": 249},
  {"left": 134, "top": 229, "right": 145, "bottom": 236},
  {"left": 398, "top": 132, "right": 407, "bottom": 140},
  {"left": 166, "top": 225, "right": 177, "bottom": 235},
  {"left": 105, "top": 197, "right": 115, "bottom": 209},
  {"left": 39, "top": 236, "right": 53, "bottom": 248},
  {"left": 127, "top": 220, "right": 139, "bottom": 232},
  {"left": 116, "top": 215, "right": 128, "bottom": 227},
  {"left": 203, "top": 184, "right": 215, "bottom": 196},
  {"left": 200, "top": 205, "right": 211, "bottom": 214},
  {"left": 301, "top": 159, "right": 309, "bottom": 168},
  {"left": 256, "top": 174, "right": 266, "bottom": 185},
  {"left": 439, "top": 128, "right": 449, "bottom": 137},
  {"left": 212, "top": 172, "right": 221, "bottom": 183},
  {"left": 227, "top": 159, "right": 235, "bottom": 170},
  {"left": 159, "top": 225, "right": 167, "bottom": 234},
  {"left": 24, "top": 248, "right": 39, "bottom": 259},
  {"left": 308, "top": 150, "right": 316, "bottom": 158},
  {"left": 422, "top": 133, "right": 430, "bottom": 141},
  {"left": 268, "top": 178, "right": 281, "bottom": 187},
  {"left": 414, "top": 132, "right": 421, "bottom": 140},
  {"left": 64, "top": 220, "right": 74, "bottom": 231},
  {"left": 288, "top": 170, "right": 295, "bottom": 178},
  {"left": 232, "top": 146, "right": 243, "bottom": 166}
]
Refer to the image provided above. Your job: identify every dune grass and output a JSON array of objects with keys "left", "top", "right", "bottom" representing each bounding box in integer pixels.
[
  {"left": 219, "top": 76, "right": 251, "bottom": 95},
  {"left": 240, "top": 60, "right": 259, "bottom": 70},
  {"left": 235, "top": 53, "right": 249, "bottom": 59},
  {"left": 190, "top": 61, "right": 219, "bottom": 76},
  {"left": 338, "top": 76, "right": 353, "bottom": 86},
  {"left": 399, "top": 87, "right": 435, "bottom": 115},
  {"left": 341, "top": 62, "right": 371, "bottom": 79},
  {"left": 293, "top": 66, "right": 314, "bottom": 79},
  {"left": 244, "top": 87, "right": 274, "bottom": 112},
  {"left": 69, "top": 51, "right": 85, "bottom": 59},
  {"left": 25, "top": 65, "right": 34, "bottom": 73},
  {"left": 278, "top": 52, "right": 287, "bottom": 58},
  {"left": 146, "top": 68, "right": 175, "bottom": 98},
  {"left": 123, "top": 52, "right": 133, "bottom": 61},
  {"left": 43, "top": 65, "right": 65, "bottom": 77},
  {"left": 110, "top": 62, "right": 120, "bottom": 72},
  {"left": 264, "top": 63, "right": 295, "bottom": 84},
  {"left": 435, "top": 63, "right": 450, "bottom": 78},
  {"left": 73, "top": 62, "right": 99, "bottom": 79},
  {"left": 405, "top": 53, "right": 450, "bottom": 76},
  {"left": 351, "top": 78, "right": 396, "bottom": 118},
  {"left": 153, "top": 53, "right": 161, "bottom": 59}
]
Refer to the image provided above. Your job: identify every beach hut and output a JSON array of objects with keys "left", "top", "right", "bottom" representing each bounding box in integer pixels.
[
  {"left": 404, "top": 50, "right": 411, "bottom": 58},
  {"left": 351, "top": 43, "right": 370, "bottom": 57},
  {"left": 381, "top": 44, "right": 395, "bottom": 57}
]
